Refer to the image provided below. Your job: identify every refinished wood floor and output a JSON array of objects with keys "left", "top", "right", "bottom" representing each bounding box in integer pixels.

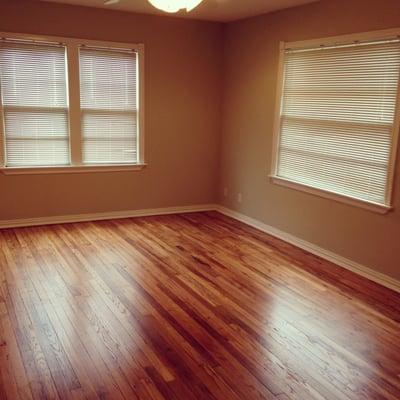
[{"left": 0, "top": 211, "right": 399, "bottom": 400}]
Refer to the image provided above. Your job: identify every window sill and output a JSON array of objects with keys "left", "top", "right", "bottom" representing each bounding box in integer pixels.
[
  {"left": 0, "top": 163, "right": 147, "bottom": 175},
  {"left": 270, "top": 175, "right": 392, "bottom": 214}
]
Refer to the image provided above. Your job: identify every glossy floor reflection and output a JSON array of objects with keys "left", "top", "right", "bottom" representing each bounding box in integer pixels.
[{"left": 0, "top": 212, "right": 399, "bottom": 399}]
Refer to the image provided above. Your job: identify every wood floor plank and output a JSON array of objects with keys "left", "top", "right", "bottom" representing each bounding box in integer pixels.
[{"left": 0, "top": 211, "right": 399, "bottom": 399}]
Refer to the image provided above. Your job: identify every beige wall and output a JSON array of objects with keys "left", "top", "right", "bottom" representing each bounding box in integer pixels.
[
  {"left": 0, "top": 0, "right": 223, "bottom": 219},
  {"left": 220, "top": 0, "right": 400, "bottom": 280},
  {"left": 1, "top": 0, "right": 399, "bottom": 282}
]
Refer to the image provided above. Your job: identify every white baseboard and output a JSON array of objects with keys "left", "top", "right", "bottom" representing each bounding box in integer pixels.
[
  {"left": 0, "top": 204, "right": 215, "bottom": 229},
  {"left": 215, "top": 205, "right": 400, "bottom": 294}
]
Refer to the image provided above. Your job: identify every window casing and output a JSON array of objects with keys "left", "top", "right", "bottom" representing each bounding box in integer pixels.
[
  {"left": 0, "top": 32, "right": 145, "bottom": 174},
  {"left": 271, "top": 29, "right": 400, "bottom": 214}
]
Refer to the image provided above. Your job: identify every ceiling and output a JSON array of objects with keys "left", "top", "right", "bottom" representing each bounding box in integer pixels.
[{"left": 41, "top": 0, "right": 318, "bottom": 22}]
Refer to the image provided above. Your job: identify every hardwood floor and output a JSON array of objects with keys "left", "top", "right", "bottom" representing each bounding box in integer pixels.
[{"left": 0, "top": 211, "right": 399, "bottom": 400}]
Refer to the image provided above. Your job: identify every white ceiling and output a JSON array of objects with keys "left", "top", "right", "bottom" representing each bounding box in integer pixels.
[{"left": 41, "top": 0, "right": 318, "bottom": 22}]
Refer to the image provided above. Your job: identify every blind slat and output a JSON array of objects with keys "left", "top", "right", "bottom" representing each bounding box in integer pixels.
[{"left": 276, "top": 39, "right": 400, "bottom": 206}]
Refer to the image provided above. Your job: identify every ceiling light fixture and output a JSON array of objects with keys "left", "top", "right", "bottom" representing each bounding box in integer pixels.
[{"left": 147, "top": 0, "right": 204, "bottom": 13}]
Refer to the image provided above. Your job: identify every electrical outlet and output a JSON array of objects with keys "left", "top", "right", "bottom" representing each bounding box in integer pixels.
[{"left": 237, "top": 193, "right": 242, "bottom": 203}]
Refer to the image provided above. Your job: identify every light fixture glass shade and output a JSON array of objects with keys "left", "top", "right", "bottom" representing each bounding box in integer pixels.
[
  {"left": 185, "top": 0, "right": 203, "bottom": 11},
  {"left": 148, "top": 0, "right": 203, "bottom": 13}
]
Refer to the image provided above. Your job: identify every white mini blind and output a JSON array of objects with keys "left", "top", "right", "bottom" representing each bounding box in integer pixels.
[
  {"left": 79, "top": 47, "right": 138, "bottom": 164},
  {"left": 0, "top": 40, "right": 69, "bottom": 166},
  {"left": 276, "top": 39, "right": 400, "bottom": 206}
]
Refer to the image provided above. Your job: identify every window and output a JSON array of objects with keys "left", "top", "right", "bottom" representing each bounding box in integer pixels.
[
  {"left": 0, "top": 40, "right": 69, "bottom": 166},
  {"left": 80, "top": 47, "right": 138, "bottom": 164},
  {"left": 0, "top": 33, "right": 144, "bottom": 173},
  {"left": 271, "top": 30, "right": 400, "bottom": 213}
]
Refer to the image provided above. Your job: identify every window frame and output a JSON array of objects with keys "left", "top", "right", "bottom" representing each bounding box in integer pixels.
[
  {"left": 0, "top": 31, "right": 145, "bottom": 174},
  {"left": 270, "top": 28, "right": 400, "bottom": 214}
]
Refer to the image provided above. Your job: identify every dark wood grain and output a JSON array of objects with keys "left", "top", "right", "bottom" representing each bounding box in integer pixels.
[{"left": 0, "top": 211, "right": 399, "bottom": 400}]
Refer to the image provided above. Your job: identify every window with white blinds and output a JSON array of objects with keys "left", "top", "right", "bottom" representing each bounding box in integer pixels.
[
  {"left": 79, "top": 47, "right": 138, "bottom": 165},
  {"left": 273, "top": 37, "right": 400, "bottom": 209},
  {"left": 0, "top": 40, "right": 69, "bottom": 166},
  {"left": 0, "top": 33, "right": 143, "bottom": 172}
]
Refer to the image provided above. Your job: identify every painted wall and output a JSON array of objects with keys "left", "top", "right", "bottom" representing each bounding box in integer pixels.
[
  {"left": 220, "top": 0, "right": 400, "bottom": 280},
  {"left": 0, "top": 0, "right": 223, "bottom": 219},
  {"left": 0, "top": 0, "right": 399, "bottom": 283}
]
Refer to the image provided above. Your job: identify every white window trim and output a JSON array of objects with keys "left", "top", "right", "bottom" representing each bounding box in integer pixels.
[
  {"left": 270, "top": 176, "right": 392, "bottom": 214},
  {"left": 0, "top": 164, "right": 147, "bottom": 175},
  {"left": 0, "top": 31, "right": 145, "bottom": 174},
  {"left": 270, "top": 27, "right": 400, "bottom": 214}
]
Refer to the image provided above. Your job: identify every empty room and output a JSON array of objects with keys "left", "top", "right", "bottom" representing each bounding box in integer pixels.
[{"left": 0, "top": 0, "right": 399, "bottom": 399}]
